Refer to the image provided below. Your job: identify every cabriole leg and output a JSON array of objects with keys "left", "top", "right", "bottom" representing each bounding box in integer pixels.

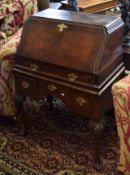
[
  {"left": 14, "top": 94, "right": 31, "bottom": 135},
  {"left": 94, "top": 117, "right": 107, "bottom": 169}
]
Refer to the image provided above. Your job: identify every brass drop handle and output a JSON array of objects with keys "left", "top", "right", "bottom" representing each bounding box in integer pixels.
[
  {"left": 76, "top": 97, "right": 86, "bottom": 106},
  {"left": 57, "top": 23, "right": 68, "bottom": 32},
  {"left": 48, "top": 84, "right": 57, "bottom": 91},
  {"left": 21, "top": 81, "right": 30, "bottom": 89},
  {"left": 30, "top": 64, "right": 39, "bottom": 71},
  {"left": 67, "top": 73, "right": 78, "bottom": 81}
]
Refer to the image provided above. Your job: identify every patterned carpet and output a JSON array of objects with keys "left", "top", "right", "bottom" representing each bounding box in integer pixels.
[{"left": 0, "top": 98, "right": 124, "bottom": 175}]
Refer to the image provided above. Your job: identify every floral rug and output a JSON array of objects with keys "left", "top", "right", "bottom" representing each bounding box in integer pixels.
[{"left": 0, "top": 99, "right": 124, "bottom": 175}]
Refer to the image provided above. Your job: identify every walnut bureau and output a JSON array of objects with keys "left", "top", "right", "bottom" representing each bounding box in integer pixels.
[{"left": 13, "top": 9, "right": 125, "bottom": 167}]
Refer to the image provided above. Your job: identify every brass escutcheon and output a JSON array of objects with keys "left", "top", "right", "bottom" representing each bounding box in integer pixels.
[
  {"left": 22, "top": 81, "right": 29, "bottom": 89},
  {"left": 30, "top": 64, "right": 39, "bottom": 71},
  {"left": 48, "top": 84, "right": 57, "bottom": 91},
  {"left": 67, "top": 73, "right": 78, "bottom": 81},
  {"left": 76, "top": 97, "right": 86, "bottom": 106},
  {"left": 57, "top": 23, "right": 68, "bottom": 32}
]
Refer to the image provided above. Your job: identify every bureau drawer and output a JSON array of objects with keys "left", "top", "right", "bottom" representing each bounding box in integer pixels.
[
  {"left": 16, "top": 56, "right": 123, "bottom": 91},
  {"left": 14, "top": 73, "right": 38, "bottom": 98},
  {"left": 37, "top": 79, "right": 95, "bottom": 117},
  {"left": 38, "top": 79, "right": 105, "bottom": 120},
  {"left": 16, "top": 57, "right": 97, "bottom": 86},
  {"left": 13, "top": 69, "right": 109, "bottom": 120}
]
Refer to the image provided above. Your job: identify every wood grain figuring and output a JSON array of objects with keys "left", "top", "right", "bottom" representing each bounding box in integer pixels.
[
  {"left": 14, "top": 8, "right": 125, "bottom": 122},
  {"left": 61, "top": 0, "right": 119, "bottom": 13},
  {"left": 78, "top": 0, "right": 119, "bottom": 8},
  {"left": 17, "top": 9, "right": 123, "bottom": 75},
  {"left": 14, "top": 9, "right": 125, "bottom": 166}
]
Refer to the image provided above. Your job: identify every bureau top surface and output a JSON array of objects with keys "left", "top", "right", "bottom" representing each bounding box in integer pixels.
[
  {"left": 33, "top": 8, "right": 120, "bottom": 27},
  {"left": 16, "top": 9, "right": 123, "bottom": 75}
]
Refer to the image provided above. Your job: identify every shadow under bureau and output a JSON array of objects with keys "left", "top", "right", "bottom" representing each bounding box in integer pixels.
[{"left": 13, "top": 9, "right": 125, "bottom": 168}]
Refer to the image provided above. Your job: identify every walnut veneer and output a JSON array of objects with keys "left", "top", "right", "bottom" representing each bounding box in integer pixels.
[{"left": 13, "top": 9, "right": 124, "bottom": 168}]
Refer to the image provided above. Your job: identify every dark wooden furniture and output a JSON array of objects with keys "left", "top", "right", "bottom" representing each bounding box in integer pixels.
[
  {"left": 13, "top": 9, "right": 124, "bottom": 168},
  {"left": 61, "top": 0, "right": 120, "bottom": 13},
  {"left": 118, "top": 0, "right": 130, "bottom": 46},
  {"left": 123, "top": 46, "right": 130, "bottom": 70},
  {"left": 119, "top": 0, "right": 130, "bottom": 70}
]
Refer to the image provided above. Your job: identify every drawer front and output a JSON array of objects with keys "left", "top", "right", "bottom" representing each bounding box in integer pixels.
[
  {"left": 14, "top": 72, "right": 37, "bottom": 98},
  {"left": 16, "top": 57, "right": 97, "bottom": 86},
  {"left": 38, "top": 79, "right": 104, "bottom": 120},
  {"left": 37, "top": 79, "right": 96, "bottom": 117},
  {"left": 13, "top": 70, "right": 105, "bottom": 120},
  {"left": 14, "top": 71, "right": 93, "bottom": 115}
]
